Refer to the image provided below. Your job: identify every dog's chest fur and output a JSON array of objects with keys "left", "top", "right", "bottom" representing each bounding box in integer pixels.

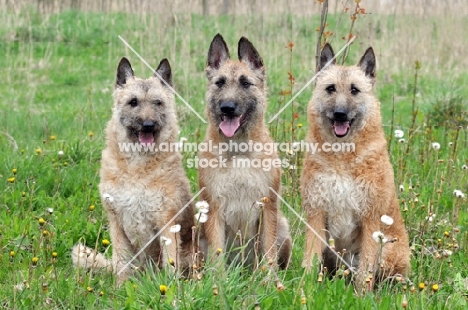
[{"left": 305, "top": 171, "right": 369, "bottom": 241}]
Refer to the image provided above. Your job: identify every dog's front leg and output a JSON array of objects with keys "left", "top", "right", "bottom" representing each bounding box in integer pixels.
[
  {"left": 302, "top": 208, "right": 326, "bottom": 270},
  {"left": 261, "top": 196, "right": 279, "bottom": 268},
  {"left": 204, "top": 203, "right": 225, "bottom": 262}
]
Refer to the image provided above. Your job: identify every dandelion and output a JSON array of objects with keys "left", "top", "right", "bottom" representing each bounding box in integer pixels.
[
  {"left": 398, "top": 138, "right": 405, "bottom": 143},
  {"left": 89, "top": 205, "right": 95, "bottom": 211},
  {"left": 372, "top": 231, "right": 388, "bottom": 243},
  {"left": 399, "top": 184, "right": 404, "bottom": 192},
  {"left": 7, "top": 177, "right": 15, "bottom": 183},
  {"left": 87, "top": 286, "right": 93, "bottom": 293},
  {"left": 394, "top": 129, "right": 404, "bottom": 138},
  {"left": 195, "top": 201, "right": 209, "bottom": 213},
  {"left": 380, "top": 215, "right": 394, "bottom": 226},
  {"left": 99, "top": 291, "right": 104, "bottom": 297},
  {"left": 47, "top": 208, "right": 54, "bottom": 214},
  {"left": 431, "top": 142, "right": 440, "bottom": 151},
  {"left": 426, "top": 213, "right": 435, "bottom": 222},
  {"left": 102, "top": 193, "right": 114, "bottom": 203},
  {"left": 159, "top": 284, "right": 167, "bottom": 295},
  {"left": 10, "top": 251, "right": 15, "bottom": 257},
  {"left": 36, "top": 148, "right": 42, "bottom": 155},
  {"left": 432, "top": 284, "right": 439, "bottom": 292},
  {"left": 462, "top": 165, "right": 467, "bottom": 170},
  {"left": 89, "top": 131, "right": 94, "bottom": 138},
  {"left": 102, "top": 239, "right": 110, "bottom": 246},
  {"left": 21, "top": 192, "right": 26, "bottom": 197},
  {"left": 216, "top": 248, "right": 222, "bottom": 255},
  {"left": 161, "top": 236, "right": 172, "bottom": 246},
  {"left": 444, "top": 231, "right": 450, "bottom": 238},
  {"left": 418, "top": 283, "right": 425, "bottom": 290},
  {"left": 168, "top": 257, "right": 174, "bottom": 266},
  {"left": 50, "top": 135, "right": 56, "bottom": 141},
  {"left": 39, "top": 218, "right": 45, "bottom": 226},
  {"left": 170, "top": 224, "right": 181, "bottom": 233},
  {"left": 12, "top": 168, "right": 17, "bottom": 175},
  {"left": 194, "top": 212, "right": 208, "bottom": 223},
  {"left": 52, "top": 252, "right": 58, "bottom": 259},
  {"left": 32, "top": 257, "right": 39, "bottom": 266},
  {"left": 298, "top": 123, "right": 303, "bottom": 128},
  {"left": 58, "top": 150, "right": 64, "bottom": 157},
  {"left": 42, "top": 230, "right": 49, "bottom": 236}
]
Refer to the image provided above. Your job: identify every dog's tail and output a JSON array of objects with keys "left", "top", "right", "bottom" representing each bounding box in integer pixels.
[{"left": 71, "top": 243, "right": 112, "bottom": 272}]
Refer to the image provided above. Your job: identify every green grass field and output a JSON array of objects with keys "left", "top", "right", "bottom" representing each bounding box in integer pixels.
[{"left": 1, "top": 2, "right": 467, "bottom": 309}]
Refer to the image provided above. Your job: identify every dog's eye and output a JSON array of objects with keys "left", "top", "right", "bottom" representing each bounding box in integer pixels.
[
  {"left": 215, "top": 78, "right": 225, "bottom": 88},
  {"left": 350, "top": 84, "right": 360, "bottom": 95},
  {"left": 154, "top": 100, "right": 163, "bottom": 106},
  {"left": 325, "top": 85, "right": 336, "bottom": 94},
  {"left": 239, "top": 76, "right": 252, "bottom": 89},
  {"left": 129, "top": 98, "right": 138, "bottom": 107}
]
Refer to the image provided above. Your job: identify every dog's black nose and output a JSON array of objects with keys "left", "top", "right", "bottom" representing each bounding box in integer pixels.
[
  {"left": 220, "top": 101, "right": 237, "bottom": 115},
  {"left": 333, "top": 110, "right": 348, "bottom": 121},
  {"left": 142, "top": 120, "right": 155, "bottom": 132}
]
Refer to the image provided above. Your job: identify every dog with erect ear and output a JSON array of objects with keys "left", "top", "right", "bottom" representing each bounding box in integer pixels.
[
  {"left": 198, "top": 33, "right": 292, "bottom": 270},
  {"left": 301, "top": 43, "right": 410, "bottom": 292},
  {"left": 72, "top": 57, "right": 195, "bottom": 285}
]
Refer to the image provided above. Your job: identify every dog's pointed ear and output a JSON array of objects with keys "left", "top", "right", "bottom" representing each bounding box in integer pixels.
[
  {"left": 238, "top": 37, "right": 264, "bottom": 70},
  {"left": 358, "top": 47, "right": 376, "bottom": 81},
  {"left": 318, "top": 43, "right": 336, "bottom": 72},
  {"left": 116, "top": 57, "right": 134, "bottom": 87},
  {"left": 155, "top": 58, "right": 172, "bottom": 87},
  {"left": 207, "top": 33, "right": 230, "bottom": 70}
]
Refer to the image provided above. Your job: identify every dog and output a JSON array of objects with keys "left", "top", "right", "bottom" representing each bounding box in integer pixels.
[
  {"left": 300, "top": 44, "right": 410, "bottom": 291},
  {"left": 72, "top": 57, "right": 195, "bottom": 284},
  {"left": 198, "top": 34, "right": 292, "bottom": 269}
]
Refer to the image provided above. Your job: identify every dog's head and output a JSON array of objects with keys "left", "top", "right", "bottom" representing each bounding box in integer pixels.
[
  {"left": 205, "top": 34, "right": 267, "bottom": 139},
  {"left": 311, "top": 44, "right": 377, "bottom": 140},
  {"left": 112, "top": 58, "right": 177, "bottom": 147}
]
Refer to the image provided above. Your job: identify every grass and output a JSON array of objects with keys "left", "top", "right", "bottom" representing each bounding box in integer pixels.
[{"left": 1, "top": 3, "right": 468, "bottom": 309}]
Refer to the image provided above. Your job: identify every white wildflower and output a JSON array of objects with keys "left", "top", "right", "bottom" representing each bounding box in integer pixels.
[
  {"left": 398, "top": 138, "right": 405, "bottom": 143},
  {"left": 58, "top": 150, "right": 64, "bottom": 157},
  {"left": 169, "top": 224, "right": 181, "bottom": 233},
  {"left": 47, "top": 208, "right": 54, "bottom": 214},
  {"left": 372, "top": 231, "right": 388, "bottom": 243},
  {"left": 431, "top": 142, "right": 440, "bottom": 151},
  {"left": 194, "top": 212, "right": 208, "bottom": 223},
  {"left": 102, "top": 193, "right": 114, "bottom": 203},
  {"left": 462, "top": 165, "right": 467, "bottom": 170},
  {"left": 399, "top": 184, "right": 404, "bottom": 192},
  {"left": 161, "top": 236, "right": 172, "bottom": 246},
  {"left": 426, "top": 214, "right": 436, "bottom": 222},
  {"left": 394, "top": 129, "right": 404, "bottom": 138},
  {"left": 195, "top": 201, "right": 209, "bottom": 214},
  {"left": 453, "top": 190, "right": 466, "bottom": 198},
  {"left": 380, "top": 215, "right": 394, "bottom": 226}
]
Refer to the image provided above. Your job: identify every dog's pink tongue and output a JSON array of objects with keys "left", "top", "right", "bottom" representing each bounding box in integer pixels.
[
  {"left": 219, "top": 117, "right": 241, "bottom": 138},
  {"left": 139, "top": 132, "right": 154, "bottom": 145},
  {"left": 333, "top": 121, "right": 350, "bottom": 136}
]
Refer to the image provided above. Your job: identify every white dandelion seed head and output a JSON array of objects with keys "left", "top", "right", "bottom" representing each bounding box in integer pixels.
[
  {"left": 462, "top": 165, "right": 467, "bottom": 170},
  {"left": 161, "top": 236, "right": 172, "bottom": 246},
  {"left": 194, "top": 212, "right": 208, "bottom": 223},
  {"left": 102, "top": 193, "right": 114, "bottom": 203},
  {"left": 169, "top": 224, "right": 181, "bottom": 233},
  {"left": 399, "top": 184, "right": 404, "bottom": 192},
  {"left": 426, "top": 214, "right": 436, "bottom": 222},
  {"left": 453, "top": 190, "right": 466, "bottom": 198},
  {"left": 398, "top": 138, "right": 405, "bottom": 143},
  {"left": 381, "top": 215, "right": 394, "bottom": 226},
  {"left": 431, "top": 142, "right": 441, "bottom": 151},
  {"left": 195, "top": 201, "right": 209, "bottom": 213},
  {"left": 449, "top": 142, "right": 453, "bottom": 147},
  {"left": 394, "top": 129, "right": 404, "bottom": 138},
  {"left": 58, "top": 150, "right": 64, "bottom": 157},
  {"left": 47, "top": 208, "right": 54, "bottom": 214},
  {"left": 372, "top": 231, "right": 388, "bottom": 243}
]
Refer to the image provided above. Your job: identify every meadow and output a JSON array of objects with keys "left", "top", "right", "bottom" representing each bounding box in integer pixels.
[{"left": 0, "top": 0, "right": 467, "bottom": 308}]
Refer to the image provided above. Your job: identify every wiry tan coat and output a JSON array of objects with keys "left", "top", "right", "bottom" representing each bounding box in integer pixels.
[
  {"left": 301, "top": 44, "right": 410, "bottom": 290},
  {"left": 198, "top": 34, "right": 291, "bottom": 268},
  {"left": 72, "top": 58, "right": 194, "bottom": 284}
]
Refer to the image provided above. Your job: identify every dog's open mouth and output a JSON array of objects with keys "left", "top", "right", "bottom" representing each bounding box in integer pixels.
[
  {"left": 332, "top": 120, "right": 352, "bottom": 137},
  {"left": 132, "top": 130, "right": 156, "bottom": 146},
  {"left": 219, "top": 114, "right": 245, "bottom": 138}
]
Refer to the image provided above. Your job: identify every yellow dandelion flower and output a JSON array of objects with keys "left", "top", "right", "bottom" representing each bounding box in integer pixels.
[
  {"left": 7, "top": 177, "right": 15, "bottom": 183},
  {"left": 89, "top": 131, "right": 94, "bottom": 138},
  {"left": 42, "top": 230, "right": 48, "bottom": 236},
  {"left": 32, "top": 257, "right": 39, "bottom": 265},
  {"left": 159, "top": 284, "right": 167, "bottom": 295},
  {"left": 39, "top": 218, "right": 45, "bottom": 225},
  {"left": 99, "top": 291, "right": 104, "bottom": 297},
  {"left": 168, "top": 257, "right": 174, "bottom": 266},
  {"left": 418, "top": 282, "right": 425, "bottom": 290},
  {"left": 432, "top": 284, "right": 439, "bottom": 292},
  {"left": 87, "top": 286, "right": 93, "bottom": 293},
  {"left": 12, "top": 168, "right": 17, "bottom": 175},
  {"left": 89, "top": 205, "right": 95, "bottom": 211},
  {"left": 216, "top": 248, "right": 223, "bottom": 255},
  {"left": 21, "top": 192, "right": 26, "bottom": 197},
  {"left": 298, "top": 123, "right": 303, "bottom": 128},
  {"left": 35, "top": 148, "right": 42, "bottom": 155},
  {"left": 52, "top": 252, "right": 58, "bottom": 258},
  {"left": 444, "top": 231, "right": 450, "bottom": 238},
  {"left": 102, "top": 239, "right": 110, "bottom": 246},
  {"left": 50, "top": 135, "right": 56, "bottom": 140},
  {"left": 10, "top": 251, "right": 15, "bottom": 257}
]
